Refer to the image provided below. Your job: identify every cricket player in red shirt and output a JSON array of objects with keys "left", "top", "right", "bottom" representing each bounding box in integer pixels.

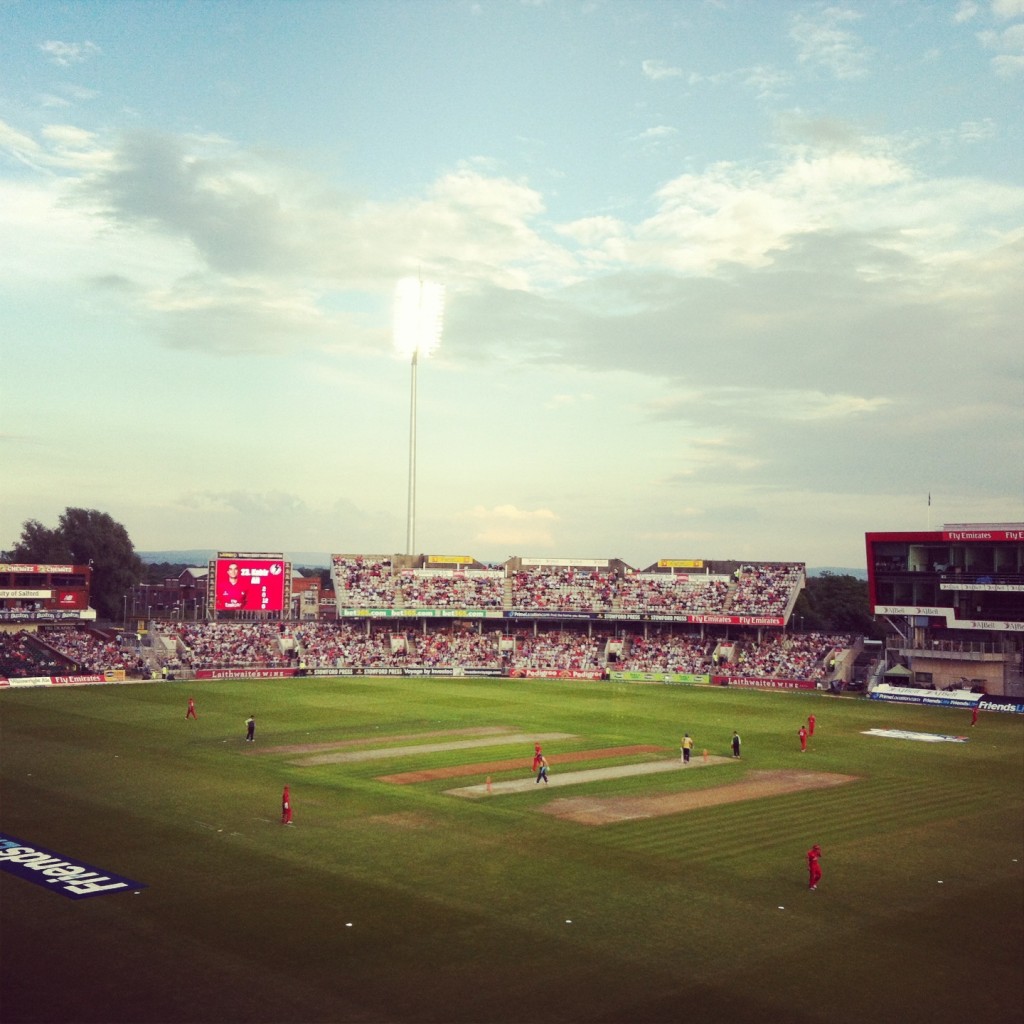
[
  {"left": 798, "top": 725, "right": 808, "bottom": 751},
  {"left": 808, "top": 714, "right": 816, "bottom": 737},
  {"left": 532, "top": 743, "right": 543, "bottom": 772},
  {"left": 281, "top": 785, "right": 293, "bottom": 825},
  {"left": 807, "top": 844, "right": 822, "bottom": 890},
  {"left": 971, "top": 704, "right": 979, "bottom": 727},
  {"left": 186, "top": 697, "right": 197, "bottom": 720}
]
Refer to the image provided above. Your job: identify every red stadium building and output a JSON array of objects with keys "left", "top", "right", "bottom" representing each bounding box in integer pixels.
[
  {"left": 865, "top": 524, "right": 1024, "bottom": 696},
  {"left": 0, "top": 563, "right": 94, "bottom": 623}
]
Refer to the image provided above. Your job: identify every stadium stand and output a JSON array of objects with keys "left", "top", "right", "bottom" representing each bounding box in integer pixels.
[
  {"left": 399, "top": 569, "right": 504, "bottom": 610},
  {"left": 717, "top": 633, "right": 854, "bottom": 682},
  {"left": 616, "top": 633, "right": 716, "bottom": 674},
  {"left": 3, "top": 554, "right": 834, "bottom": 683},
  {"left": 38, "top": 627, "right": 140, "bottom": 675},
  {"left": 0, "top": 628, "right": 146, "bottom": 678},
  {"left": 728, "top": 564, "right": 804, "bottom": 616},
  {"left": 331, "top": 555, "right": 401, "bottom": 608},
  {"left": 615, "top": 573, "right": 731, "bottom": 616},
  {"left": 510, "top": 563, "right": 617, "bottom": 614},
  {"left": 139, "top": 622, "right": 853, "bottom": 682},
  {"left": 175, "top": 623, "right": 296, "bottom": 670}
]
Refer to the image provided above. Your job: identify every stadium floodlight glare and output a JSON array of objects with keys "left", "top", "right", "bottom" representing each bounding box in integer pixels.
[
  {"left": 393, "top": 276, "right": 445, "bottom": 555},
  {"left": 393, "top": 277, "right": 445, "bottom": 360}
]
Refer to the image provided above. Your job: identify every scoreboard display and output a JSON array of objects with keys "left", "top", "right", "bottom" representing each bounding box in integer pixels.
[{"left": 211, "top": 555, "right": 287, "bottom": 613}]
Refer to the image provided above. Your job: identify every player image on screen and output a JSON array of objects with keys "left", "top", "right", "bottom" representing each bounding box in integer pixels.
[{"left": 217, "top": 562, "right": 249, "bottom": 610}]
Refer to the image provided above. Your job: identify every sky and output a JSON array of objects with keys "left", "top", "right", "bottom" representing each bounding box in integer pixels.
[{"left": 2, "top": 0, "right": 1023, "bottom": 571}]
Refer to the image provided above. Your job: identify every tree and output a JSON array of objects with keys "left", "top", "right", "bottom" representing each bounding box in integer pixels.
[
  {"left": 143, "top": 561, "right": 192, "bottom": 585},
  {"left": 4, "top": 508, "right": 145, "bottom": 621},
  {"left": 3, "top": 519, "right": 73, "bottom": 563},
  {"left": 793, "top": 572, "right": 883, "bottom": 637}
]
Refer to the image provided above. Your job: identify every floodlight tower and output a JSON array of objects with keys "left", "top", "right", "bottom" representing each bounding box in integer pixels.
[{"left": 393, "top": 276, "right": 445, "bottom": 555}]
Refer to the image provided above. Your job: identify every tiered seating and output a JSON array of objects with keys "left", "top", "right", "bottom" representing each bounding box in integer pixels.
[
  {"left": 138, "top": 621, "right": 851, "bottom": 682},
  {"left": 0, "top": 631, "right": 66, "bottom": 678},
  {"left": 39, "top": 627, "right": 137, "bottom": 674},
  {"left": 720, "top": 634, "right": 853, "bottom": 680},
  {"left": 331, "top": 555, "right": 400, "bottom": 608},
  {"left": 293, "top": 623, "right": 408, "bottom": 670},
  {"left": 510, "top": 565, "right": 616, "bottom": 614},
  {"left": 409, "top": 629, "right": 503, "bottom": 668},
  {"left": 616, "top": 574, "right": 730, "bottom": 616},
  {"left": 400, "top": 570, "right": 504, "bottom": 610},
  {"left": 729, "top": 564, "right": 803, "bottom": 615},
  {"left": 512, "top": 631, "right": 606, "bottom": 671},
  {"left": 617, "top": 633, "right": 714, "bottom": 673},
  {"left": 177, "top": 623, "right": 293, "bottom": 669}
]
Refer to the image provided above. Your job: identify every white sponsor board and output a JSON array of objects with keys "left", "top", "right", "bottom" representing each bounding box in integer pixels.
[{"left": 862, "top": 728, "right": 968, "bottom": 743}]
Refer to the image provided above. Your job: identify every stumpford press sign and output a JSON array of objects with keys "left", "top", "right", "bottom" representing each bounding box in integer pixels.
[{"left": 0, "top": 834, "right": 147, "bottom": 899}]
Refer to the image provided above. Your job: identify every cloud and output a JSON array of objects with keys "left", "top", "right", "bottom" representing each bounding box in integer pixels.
[
  {"left": 557, "top": 215, "right": 626, "bottom": 247},
  {"left": 39, "top": 41, "right": 101, "bottom": 66},
  {"left": 741, "top": 64, "right": 792, "bottom": 100},
  {"left": 641, "top": 59, "right": 683, "bottom": 81},
  {"left": 991, "top": 53, "right": 1024, "bottom": 74},
  {"left": 5, "top": 114, "right": 1022, "bottom": 410},
  {"left": 461, "top": 504, "right": 559, "bottom": 550},
  {"left": 775, "top": 113, "right": 863, "bottom": 150},
  {"left": 977, "top": 7, "right": 1024, "bottom": 75},
  {"left": 146, "top": 276, "right": 356, "bottom": 356},
  {"left": 790, "top": 7, "right": 870, "bottom": 79},
  {"left": 40, "top": 124, "right": 110, "bottom": 170},
  {"left": 79, "top": 132, "right": 307, "bottom": 274},
  {"left": 0, "top": 118, "right": 48, "bottom": 171},
  {"left": 958, "top": 118, "right": 998, "bottom": 142},
  {"left": 546, "top": 393, "right": 595, "bottom": 409},
  {"left": 165, "top": 491, "right": 399, "bottom": 552},
  {"left": 647, "top": 388, "right": 891, "bottom": 424},
  {"left": 992, "top": 0, "right": 1024, "bottom": 18},
  {"left": 978, "top": 21, "right": 1024, "bottom": 75},
  {"left": 635, "top": 125, "right": 678, "bottom": 143}
]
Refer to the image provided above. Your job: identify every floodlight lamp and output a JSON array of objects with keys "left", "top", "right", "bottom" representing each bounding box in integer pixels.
[{"left": 393, "top": 277, "right": 445, "bottom": 359}]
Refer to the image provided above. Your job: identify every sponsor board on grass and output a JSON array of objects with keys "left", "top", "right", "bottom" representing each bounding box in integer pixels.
[
  {"left": 0, "top": 834, "right": 147, "bottom": 899},
  {"left": 870, "top": 684, "right": 978, "bottom": 707},
  {"left": 862, "top": 728, "right": 968, "bottom": 743},
  {"left": 870, "top": 686, "right": 1024, "bottom": 713}
]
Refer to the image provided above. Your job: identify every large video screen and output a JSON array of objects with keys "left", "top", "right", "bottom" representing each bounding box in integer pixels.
[{"left": 213, "top": 557, "right": 286, "bottom": 612}]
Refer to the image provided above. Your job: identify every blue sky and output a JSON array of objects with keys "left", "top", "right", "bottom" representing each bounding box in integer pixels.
[{"left": 2, "top": 0, "right": 1022, "bottom": 570}]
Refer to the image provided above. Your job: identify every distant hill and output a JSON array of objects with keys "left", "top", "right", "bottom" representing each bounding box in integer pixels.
[{"left": 139, "top": 551, "right": 331, "bottom": 569}]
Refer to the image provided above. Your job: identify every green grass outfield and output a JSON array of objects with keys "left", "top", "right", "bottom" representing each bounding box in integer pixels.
[{"left": 1, "top": 676, "right": 1021, "bottom": 1024}]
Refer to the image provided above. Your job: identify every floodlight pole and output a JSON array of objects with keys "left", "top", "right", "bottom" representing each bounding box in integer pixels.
[
  {"left": 406, "top": 348, "right": 419, "bottom": 556},
  {"left": 395, "top": 274, "right": 443, "bottom": 557}
]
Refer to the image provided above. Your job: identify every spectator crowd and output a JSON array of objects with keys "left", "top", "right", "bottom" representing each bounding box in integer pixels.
[
  {"left": 2, "top": 621, "right": 852, "bottom": 684},
  {"left": 2, "top": 561, "right": 828, "bottom": 681}
]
